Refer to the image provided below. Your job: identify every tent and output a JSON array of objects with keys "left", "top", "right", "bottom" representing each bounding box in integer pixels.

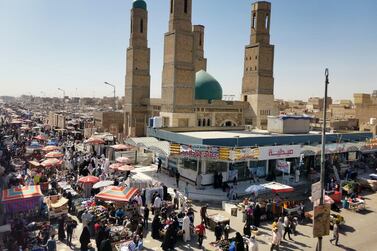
[
  {"left": 95, "top": 186, "right": 138, "bottom": 202},
  {"left": 1, "top": 185, "right": 43, "bottom": 213},
  {"left": 261, "top": 182, "right": 294, "bottom": 193}
]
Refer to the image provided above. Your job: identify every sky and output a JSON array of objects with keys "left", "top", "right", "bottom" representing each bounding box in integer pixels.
[{"left": 1, "top": 0, "right": 377, "bottom": 101}]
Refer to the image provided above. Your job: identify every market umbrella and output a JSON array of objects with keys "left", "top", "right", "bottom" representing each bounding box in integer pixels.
[
  {"left": 45, "top": 151, "right": 64, "bottom": 158},
  {"left": 40, "top": 158, "right": 63, "bottom": 168},
  {"left": 111, "top": 144, "right": 132, "bottom": 151},
  {"left": 110, "top": 163, "right": 135, "bottom": 172},
  {"left": 84, "top": 137, "right": 105, "bottom": 145},
  {"left": 78, "top": 176, "right": 100, "bottom": 184},
  {"left": 28, "top": 160, "right": 41, "bottom": 167},
  {"left": 245, "top": 184, "right": 267, "bottom": 194},
  {"left": 116, "top": 157, "right": 131, "bottom": 164},
  {"left": 92, "top": 180, "right": 114, "bottom": 189},
  {"left": 261, "top": 182, "right": 294, "bottom": 193},
  {"left": 309, "top": 195, "right": 334, "bottom": 205},
  {"left": 29, "top": 141, "right": 42, "bottom": 149},
  {"left": 42, "top": 145, "right": 61, "bottom": 152},
  {"left": 46, "top": 139, "right": 58, "bottom": 146},
  {"left": 34, "top": 135, "right": 48, "bottom": 141},
  {"left": 95, "top": 186, "right": 139, "bottom": 202},
  {"left": 1, "top": 185, "right": 43, "bottom": 213}
]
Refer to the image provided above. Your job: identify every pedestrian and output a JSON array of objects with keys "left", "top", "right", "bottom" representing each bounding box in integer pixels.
[
  {"left": 157, "top": 157, "right": 162, "bottom": 173},
  {"left": 66, "top": 219, "right": 77, "bottom": 247},
  {"left": 200, "top": 204, "right": 209, "bottom": 227},
  {"left": 235, "top": 232, "right": 245, "bottom": 251},
  {"left": 44, "top": 235, "right": 57, "bottom": 251},
  {"left": 184, "top": 182, "right": 189, "bottom": 198},
  {"left": 330, "top": 220, "right": 340, "bottom": 246},
  {"left": 215, "top": 222, "right": 223, "bottom": 241},
  {"left": 173, "top": 189, "right": 179, "bottom": 209},
  {"left": 195, "top": 221, "right": 206, "bottom": 248},
  {"left": 99, "top": 232, "right": 112, "bottom": 251},
  {"left": 270, "top": 227, "right": 280, "bottom": 251},
  {"left": 283, "top": 215, "right": 292, "bottom": 240},
  {"left": 143, "top": 206, "right": 149, "bottom": 228},
  {"left": 244, "top": 235, "right": 259, "bottom": 251},
  {"left": 58, "top": 215, "right": 66, "bottom": 241},
  {"left": 182, "top": 213, "right": 191, "bottom": 242},
  {"left": 175, "top": 170, "right": 180, "bottom": 187},
  {"left": 224, "top": 223, "right": 230, "bottom": 240},
  {"left": 243, "top": 223, "right": 251, "bottom": 237},
  {"left": 79, "top": 226, "right": 91, "bottom": 251}
]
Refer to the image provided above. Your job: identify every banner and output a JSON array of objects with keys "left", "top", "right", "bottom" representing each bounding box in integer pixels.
[
  {"left": 258, "top": 145, "right": 301, "bottom": 160},
  {"left": 276, "top": 160, "right": 290, "bottom": 174}
]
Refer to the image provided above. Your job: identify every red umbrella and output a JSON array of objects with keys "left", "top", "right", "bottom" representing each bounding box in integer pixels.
[
  {"left": 110, "top": 163, "right": 134, "bottom": 172},
  {"left": 111, "top": 144, "right": 132, "bottom": 151},
  {"left": 85, "top": 137, "right": 105, "bottom": 145},
  {"left": 78, "top": 176, "right": 100, "bottom": 184},
  {"left": 116, "top": 157, "right": 131, "bottom": 164},
  {"left": 45, "top": 151, "right": 64, "bottom": 158},
  {"left": 34, "top": 135, "right": 48, "bottom": 141},
  {"left": 42, "top": 146, "right": 61, "bottom": 152},
  {"left": 95, "top": 186, "right": 138, "bottom": 202},
  {"left": 40, "top": 158, "right": 63, "bottom": 168}
]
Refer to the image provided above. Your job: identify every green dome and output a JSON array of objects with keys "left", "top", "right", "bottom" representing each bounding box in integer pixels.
[
  {"left": 133, "top": 0, "right": 147, "bottom": 10},
  {"left": 195, "top": 70, "right": 223, "bottom": 101}
]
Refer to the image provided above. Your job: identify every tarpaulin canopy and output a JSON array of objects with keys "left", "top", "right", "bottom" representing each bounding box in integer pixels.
[
  {"left": 261, "top": 182, "right": 294, "bottom": 193},
  {"left": 95, "top": 186, "right": 138, "bottom": 202},
  {"left": 40, "top": 158, "right": 63, "bottom": 168},
  {"left": 2, "top": 185, "right": 43, "bottom": 203},
  {"left": 45, "top": 151, "right": 64, "bottom": 158},
  {"left": 110, "top": 163, "right": 134, "bottom": 172},
  {"left": 34, "top": 135, "right": 48, "bottom": 141},
  {"left": 85, "top": 137, "right": 105, "bottom": 145},
  {"left": 116, "top": 157, "right": 131, "bottom": 164},
  {"left": 42, "top": 145, "right": 61, "bottom": 152},
  {"left": 111, "top": 144, "right": 132, "bottom": 151}
]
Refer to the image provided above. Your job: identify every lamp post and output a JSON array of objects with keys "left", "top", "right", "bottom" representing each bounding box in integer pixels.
[
  {"left": 104, "top": 82, "right": 116, "bottom": 111},
  {"left": 317, "top": 68, "right": 330, "bottom": 251}
]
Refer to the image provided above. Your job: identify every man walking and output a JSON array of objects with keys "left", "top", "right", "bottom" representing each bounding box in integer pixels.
[
  {"left": 330, "top": 221, "right": 340, "bottom": 246},
  {"left": 175, "top": 170, "right": 180, "bottom": 187}
]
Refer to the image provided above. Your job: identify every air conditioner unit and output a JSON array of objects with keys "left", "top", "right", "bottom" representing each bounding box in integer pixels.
[{"left": 245, "top": 125, "right": 253, "bottom": 131}]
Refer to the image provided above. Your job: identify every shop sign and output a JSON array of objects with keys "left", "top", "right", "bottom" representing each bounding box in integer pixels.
[
  {"left": 229, "top": 147, "right": 259, "bottom": 161},
  {"left": 178, "top": 144, "right": 220, "bottom": 159},
  {"left": 258, "top": 145, "right": 301, "bottom": 160},
  {"left": 276, "top": 160, "right": 291, "bottom": 174}
]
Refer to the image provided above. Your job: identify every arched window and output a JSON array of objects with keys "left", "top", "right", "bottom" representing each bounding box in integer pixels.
[
  {"left": 252, "top": 13, "right": 256, "bottom": 29},
  {"left": 170, "top": 0, "right": 173, "bottom": 14},
  {"left": 202, "top": 118, "right": 206, "bottom": 126},
  {"left": 207, "top": 119, "right": 211, "bottom": 126},
  {"left": 220, "top": 120, "right": 237, "bottom": 127},
  {"left": 199, "top": 33, "right": 202, "bottom": 46},
  {"left": 140, "top": 19, "right": 143, "bottom": 33},
  {"left": 184, "top": 0, "right": 188, "bottom": 14},
  {"left": 198, "top": 119, "right": 201, "bottom": 127},
  {"left": 265, "top": 14, "right": 269, "bottom": 31}
]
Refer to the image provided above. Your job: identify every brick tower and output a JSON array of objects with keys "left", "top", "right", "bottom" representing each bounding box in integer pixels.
[
  {"left": 241, "top": 1, "right": 277, "bottom": 129},
  {"left": 160, "top": 0, "right": 196, "bottom": 127},
  {"left": 124, "top": 0, "right": 150, "bottom": 136}
]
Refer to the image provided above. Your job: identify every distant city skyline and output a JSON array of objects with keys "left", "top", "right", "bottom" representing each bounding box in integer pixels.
[{"left": 1, "top": 0, "right": 376, "bottom": 100}]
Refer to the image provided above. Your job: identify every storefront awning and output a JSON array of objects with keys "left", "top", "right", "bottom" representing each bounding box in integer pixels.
[{"left": 126, "top": 137, "right": 170, "bottom": 156}]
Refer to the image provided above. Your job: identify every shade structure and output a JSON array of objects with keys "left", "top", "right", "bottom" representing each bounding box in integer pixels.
[
  {"left": 42, "top": 145, "right": 61, "bottom": 152},
  {"left": 116, "top": 157, "right": 131, "bottom": 164},
  {"left": 111, "top": 144, "right": 132, "bottom": 151},
  {"left": 2, "top": 185, "right": 43, "bottom": 213},
  {"left": 34, "top": 135, "right": 48, "bottom": 141},
  {"left": 28, "top": 160, "right": 41, "bottom": 167},
  {"left": 78, "top": 175, "right": 100, "bottom": 184},
  {"left": 95, "top": 186, "right": 138, "bottom": 202},
  {"left": 85, "top": 137, "right": 105, "bottom": 145},
  {"left": 309, "top": 195, "right": 335, "bottom": 205},
  {"left": 47, "top": 139, "right": 58, "bottom": 146},
  {"left": 92, "top": 180, "right": 114, "bottom": 189},
  {"left": 40, "top": 158, "right": 63, "bottom": 168},
  {"left": 29, "top": 141, "right": 42, "bottom": 149},
  {"left": 245, "top": 184, "right": 268, "bottom": 194},
  {"left": 110, "top": 163, "right": 134, "bottom": 172},
  {"left": 45, "top": 151, "right": 64, "bottom": 158},
  {"left": 261, "top": 182, "right": 294, "bottom": 193}
]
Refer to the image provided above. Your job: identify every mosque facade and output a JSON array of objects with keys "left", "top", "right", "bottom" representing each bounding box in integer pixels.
[{"left": 124, "top": 0, "right": 277, "bottom": 137}]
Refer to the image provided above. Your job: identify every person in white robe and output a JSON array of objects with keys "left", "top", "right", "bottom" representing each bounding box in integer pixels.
[{"left": 182, "top": 214, "right": 191, "bottom": 242}]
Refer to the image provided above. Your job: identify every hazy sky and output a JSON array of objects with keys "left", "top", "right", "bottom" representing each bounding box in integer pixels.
[{"left": 1, "top": 0, "right": 377, "bottom": 101}]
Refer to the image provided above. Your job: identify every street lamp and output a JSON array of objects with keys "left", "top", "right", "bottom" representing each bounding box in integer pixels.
[{"left": 104, "top": 82, "right": 116, "bottom": 111}]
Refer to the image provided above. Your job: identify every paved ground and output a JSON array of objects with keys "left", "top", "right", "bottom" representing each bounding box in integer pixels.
[{"left": 56, "top": 167, "right": 377, "bottom": 251}]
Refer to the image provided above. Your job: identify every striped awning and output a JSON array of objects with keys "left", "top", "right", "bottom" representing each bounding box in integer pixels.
[
  {"left": 95, "top": 186, "right": 138, "bottom": 202},
  {"left": 2, "top": 185, "right": 43, "bottom": 203}
]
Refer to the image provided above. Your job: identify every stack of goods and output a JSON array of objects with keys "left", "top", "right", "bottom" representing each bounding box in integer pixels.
[{"left": 109, "top": 226, "right": 132, "bottom": 242}]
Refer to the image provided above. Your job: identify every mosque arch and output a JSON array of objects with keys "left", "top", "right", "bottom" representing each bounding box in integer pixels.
[{"left": 220, "top": 120, "right": 238, "bottom": 127}]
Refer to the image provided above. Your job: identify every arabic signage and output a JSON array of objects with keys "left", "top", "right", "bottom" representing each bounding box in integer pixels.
[
  {"left": 229, "top": 148, "right": 259, "bottom": 161},
  {"left": 276, "top": 160, "right": 291, "bottom": 174},
  {"left": 258, "top": 145, "right": 301, "bottom": 160}
]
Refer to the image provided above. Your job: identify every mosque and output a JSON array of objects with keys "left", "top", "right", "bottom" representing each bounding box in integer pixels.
[{"left": 124, "top": 0, "right": 278, "bottom": 137}]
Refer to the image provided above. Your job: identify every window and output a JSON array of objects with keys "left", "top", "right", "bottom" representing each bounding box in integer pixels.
[
  {"left": 265, "top": 14, "right": 269, "bottom": 31},
  {"left": 202, "top": 118, "right": 206, "bottom": 126},
  {"left": 198, "top": 119, "right": 201, "bottom": 127},
  {"left": 255, "top": 55, "right": 258, "bottom": 59},
  {"left": 184, "top": 0, "right": 188, "bottom": 14},
  {"left": 206, "top": 161, "right": 227, "bottom": 174},
  {"left": 252, "top": 13, "right": 256, "bottom": 29},
  {"left": 140, "top": 19, "right": 144, "bottom": 33},
  {"left": 207, "top": 119, "right": 211, "bottom": 126},
  {"left": 255, "top": 66, "right": 257, "bottom": 70},
  {"left": 244, "top": 95, "right": 248, "bottom": 102},
  {"left": 131, "top": 20, "right": 133, "bottom": 33},
  {"left": 170, "top": 0, "right": 173, "bottom": 14},
  {"left": 182, "top": 159, "right": 198, "bottom": 171},
  {"left": 199, "top": 32, "right": 202, "bottom": 46}
]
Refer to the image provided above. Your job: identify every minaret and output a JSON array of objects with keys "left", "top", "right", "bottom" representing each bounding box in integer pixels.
[
  {"left": 241, "top": 1, "right": 277, "bottom": 129},
  {"left": 193, "top": 25, "right": 207, "bottom": 72},
  {"left": 124, "top": 0, "right": 150, "bottom": 136},
  {"left": 160, "top": 0, "right": 196, "bottom": 127}
]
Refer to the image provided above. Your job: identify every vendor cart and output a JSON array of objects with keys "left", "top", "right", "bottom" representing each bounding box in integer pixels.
[{"left": 45, "top": 195, "right": 68, "bottom": 219}]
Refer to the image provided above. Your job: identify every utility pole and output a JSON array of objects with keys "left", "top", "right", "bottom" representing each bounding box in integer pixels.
[{"left": 317, "top": 68, "right": 330, "bottom": 251}]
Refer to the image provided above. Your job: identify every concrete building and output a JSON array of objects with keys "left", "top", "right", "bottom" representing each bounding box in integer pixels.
[{"left": 93, "top": 111, "right": 124, "bottom": 135}]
